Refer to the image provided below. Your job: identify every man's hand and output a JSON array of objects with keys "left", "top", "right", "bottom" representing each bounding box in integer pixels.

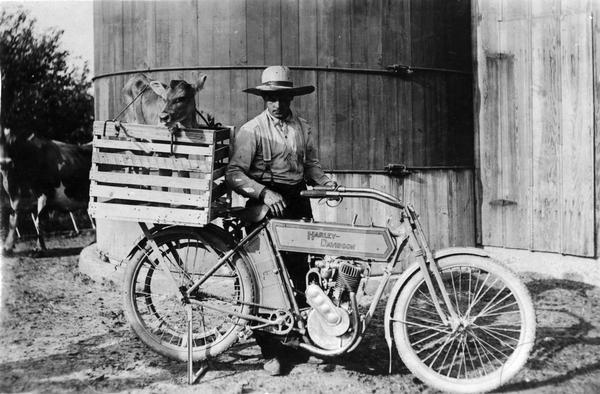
[{"left": 260, "top": 188, "right": 287, "bottom": 217}]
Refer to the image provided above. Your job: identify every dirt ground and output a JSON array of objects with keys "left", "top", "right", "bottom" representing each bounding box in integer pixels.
[{"left": 1, "top": 233, "right": 600, "bottom": 394}]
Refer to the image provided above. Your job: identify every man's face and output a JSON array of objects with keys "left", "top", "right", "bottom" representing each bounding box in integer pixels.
[{"left": 264, "top": 93, "right": 293, "bottom": 120}]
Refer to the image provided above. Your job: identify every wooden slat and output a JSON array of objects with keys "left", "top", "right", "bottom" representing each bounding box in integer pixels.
[
  {"left": 479, "top": 27, "right": 503, "bottom": 247},
  {"left": 281, "top": 0, "right": 299, "bottom": 64},
  {"left": 93, "top": 121, "right": 218, "bottom": 145},
  {"left": 92, "top": 151, "right": 212, "bottom": 172},
  {"left": 499, "top": 19, "right": 532, "bottom": 250},
  {"left": 316, "top": 0, "right": 335, "bottom": 167},
  {"left": 263, "top": 0, "right": 281, "bottom": 64},
  {"left": 89, "top": 202, "right": 208, "bottom": 226},
  {"left": 90, "top": 169, "right": 211, "bottom": 190},
  {"left": 245, "top": 1, "right": 265, "bottom": 117},
  {"left": 560, "top": 13, "right": 594, "bottom": 256},
  {"left": 213, "top": 0, "right": 230, "bottom": 124},
  {"left": 593, "top": 0, "right": 600, "bottom": 257},
  {"left": 532, "top": 16, "right": 561, "bottom": 253},
  {"left": 90, "top": 184, "right": 209, "bottom": 206},
  {"left": 93, "top": 138, "right": 214, "bottom": 155}
]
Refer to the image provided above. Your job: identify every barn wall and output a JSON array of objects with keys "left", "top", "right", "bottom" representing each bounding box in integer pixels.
[
  {"left": 475, "top": 0, "right": 597, "bottom": 257},
  {"left": 93, "top": 0, "right": 476, "bottom": 260}
]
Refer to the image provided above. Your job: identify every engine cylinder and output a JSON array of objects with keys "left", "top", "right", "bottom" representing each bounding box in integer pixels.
[{"left": 338, "top": 260, "right": 363, "bottom": 292}]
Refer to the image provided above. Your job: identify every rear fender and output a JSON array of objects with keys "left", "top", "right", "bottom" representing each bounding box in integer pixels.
[
  {"left": 383, "top": 247, "right": 490, "bottom": 372},
  {"left": 123, "top": 224, "right": 234, "bottom": 263}
]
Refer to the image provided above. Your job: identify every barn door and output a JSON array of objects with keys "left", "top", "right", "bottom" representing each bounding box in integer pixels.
[{"left": 479, "top": 11, "right": 595, "bottom": 257}]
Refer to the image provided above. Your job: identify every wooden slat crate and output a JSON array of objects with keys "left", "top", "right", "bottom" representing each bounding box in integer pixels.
[{"left": 88, "top": 120, "right": 232, "bottom": 227}]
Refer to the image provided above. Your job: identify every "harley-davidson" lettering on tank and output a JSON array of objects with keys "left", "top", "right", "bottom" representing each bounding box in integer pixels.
[{"left": 268, "top": 220, "right": 394, "bottom": 260}]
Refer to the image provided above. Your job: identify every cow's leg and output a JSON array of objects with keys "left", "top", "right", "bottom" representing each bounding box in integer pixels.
[
  {"left": 3, "top": 205, "right": 18, "bottom": 254},
  {"left": 35, "top": 195, "right": 48, "bottom": 251}
]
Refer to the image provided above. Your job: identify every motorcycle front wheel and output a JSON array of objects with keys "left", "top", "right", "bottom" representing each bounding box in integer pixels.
[
  {"left": 392, "top": 255, "right": 536, "bottom": 393},
  {"left": 123, "top": 226, "right": 255, "bottom": 361}
]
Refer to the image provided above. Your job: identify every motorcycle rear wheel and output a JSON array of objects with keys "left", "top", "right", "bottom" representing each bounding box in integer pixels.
[
  {"left": 392, "top": 255, "right": 535, "bottom": 393},
  {"left": 123, "top": 226, "right": 255, "bottom": 362}
]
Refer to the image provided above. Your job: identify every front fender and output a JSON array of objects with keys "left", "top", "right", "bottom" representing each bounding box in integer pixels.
[{"left": 382, "top": 246, "right": 490, "bottom": 371}]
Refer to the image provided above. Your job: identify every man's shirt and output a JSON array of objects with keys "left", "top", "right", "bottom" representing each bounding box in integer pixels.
[{"left": 226, "top": 109, "right": 330, "bottom": 200}]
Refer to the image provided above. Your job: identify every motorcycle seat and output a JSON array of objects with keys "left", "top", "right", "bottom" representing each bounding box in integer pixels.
[{"left": 225, "top": 204, "right": 269, "bottom": 223}]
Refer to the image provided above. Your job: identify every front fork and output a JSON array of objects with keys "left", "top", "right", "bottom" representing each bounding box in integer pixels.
[{"left": 405, "top": 204, "right": 459, "bottom": 327}]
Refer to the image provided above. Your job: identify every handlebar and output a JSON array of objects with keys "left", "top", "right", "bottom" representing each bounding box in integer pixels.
[{"left": 300, "top": 186, "right": 405, "bottom": 209}]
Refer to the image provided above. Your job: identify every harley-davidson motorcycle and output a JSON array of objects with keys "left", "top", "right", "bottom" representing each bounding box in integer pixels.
[{"left": 122, "top": 186, "right": 536, "bottom": 393}]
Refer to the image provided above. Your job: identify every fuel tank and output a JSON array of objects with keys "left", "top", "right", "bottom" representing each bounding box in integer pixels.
[{"left": 268, "top": 220, "right": 395, "bottom": 260}]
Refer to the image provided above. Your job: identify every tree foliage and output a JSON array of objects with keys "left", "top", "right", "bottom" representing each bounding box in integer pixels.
[{"left": 0, "top": 8, "right": 93, "bottom": 143}]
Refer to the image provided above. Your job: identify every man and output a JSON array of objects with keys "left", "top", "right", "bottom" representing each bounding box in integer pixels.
[{"left": 226, "top": 66, "right": 335, "bottom": 375}]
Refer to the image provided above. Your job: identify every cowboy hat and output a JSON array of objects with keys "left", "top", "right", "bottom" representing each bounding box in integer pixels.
[{"left": 243, "top": 66, "right": 315, "bottom": 97}]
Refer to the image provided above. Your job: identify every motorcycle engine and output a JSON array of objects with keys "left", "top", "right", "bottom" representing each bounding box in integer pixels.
[{"left": 305, "top": 256, "right": 365, "bottom": 350}]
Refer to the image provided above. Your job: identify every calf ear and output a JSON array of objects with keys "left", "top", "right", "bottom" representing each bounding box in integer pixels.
[
  {"left": 149, "top": 80, "right": 168, "bottom": 99},
  {"left": 192, "top": 73, "right": 208, "bottom": 92}
]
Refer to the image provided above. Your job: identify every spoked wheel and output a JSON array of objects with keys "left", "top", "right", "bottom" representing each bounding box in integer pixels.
[
  {"left": 392, "top": 255, "right": 535, "bottom": 393},
  {"left": 123, "top": 226, "right": 255, "bottom": 361}
]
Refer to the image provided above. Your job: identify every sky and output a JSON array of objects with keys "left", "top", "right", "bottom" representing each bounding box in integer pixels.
[{"left": 1, "top": 0, "right": 94, "bottom": 74}]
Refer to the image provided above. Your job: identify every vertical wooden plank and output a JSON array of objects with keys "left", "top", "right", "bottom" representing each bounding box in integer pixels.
[
  {"left": 479, "top": 28, "right": 503, "bottom": 245},
  {"left": 132, "top": 1, "right": 148, "bottom": 69},
  {"left": 477, "top": 0, "right": 502, "bottom": 247},
  {"left": 182, "top": 0, "right": 199, "bottom": 68},
  {"left": 263, "top": 0, "right": 282, "bottom": 65},
  {"left": 168, "top": 3, "right": 184, "bottom": 73},
  {"left": 317, "top": 0, "right": 335, "bottom": 167},
  {"left": 110, "top": 1, "right": 124, "bottom": 119},
  {"left": 122, "top": 1, "right": 134, "bottom": 70},
  {"left": 281, "top": 0, "right": 299, "bottom": 65},
  {"left": 213, "top": 0, "right": 231, "bottom": 123},
  {"left": 532, "top": 0, "right": 560, "bottom": 17},
  {"left": 229, "top": 0, "right": 248, "bottom": 130},
  {"left": 145, "top": 0, "right": 156, "bottom": 69},
  {"left": 154, "top": 1, "right": 170, "bottom": 69},
  {"left": 366, "top": 1, "right": 383, "bottom": 169},
  {"left": 334, "top": 0, "right": 352, "bottom": 169},
  {"left": 449, "top": 170, "right": 476, "bottom": 246},
  {"left": 246, "top": 1, "right": 265, "bottom": 117},
  {"left": 532, "top": 16, "right": 561, "bottom": 253},
  {"left": 299, "top": 0, "right": 317, "bottom": 67},
  {"left": 499, "top": 19, "right": 532, "bottom": 250},
  {"left": 196, "top": 0, "right": 213, "bottom": 67},
  {"left": 593, "top": 1, "right": 600, "bottom": 257},
  {"left": 561, "top": 0, "right": 591, "bottom": 14},
  {"left": 195, "top": 1, "right": 215, "bottom": 118},
  {"left": 560, "top": 13, "right": 594, "bottom": 256},
  {"left": 296, "top": 0, "right": 318, "bottom": 139},
  {"left": 350, "top": 0, "right": 369, "bottom": 169},
  {"left": 381, "top": 0, "right": 406, "bottom": 165},
  {"left": 502, "top": 0, "right": 530, "bottom": 20},
  {"left": 367, "top": 76, "right": 384, "bottom": 169},
  {"left": 428, "top": 171, "right": 450, "bottom": 250},
  {"left": 410, "top": 0, "right": 430, "bottom": 68},
  {"left": 409, "top": 0, "right": 427, "bottom": 166},
  {"left": 93, "top": 0, "right": 104, "bottom": 119}
]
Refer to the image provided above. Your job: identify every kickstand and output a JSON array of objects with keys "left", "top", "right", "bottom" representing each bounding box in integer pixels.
[{"left": 186, "top": 303, "right": 208, "bottom": 384}]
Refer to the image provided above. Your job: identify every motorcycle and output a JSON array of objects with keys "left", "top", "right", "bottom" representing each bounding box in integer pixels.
[{"left": 122, "top": 185, "right": 535, "bottom": 393}]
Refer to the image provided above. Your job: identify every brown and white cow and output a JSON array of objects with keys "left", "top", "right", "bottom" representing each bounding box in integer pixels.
[
  {"left": 121, "top": 73, "right": 210, "bottom": 185},
  {"left": 0, "top": 127, "right": 92, "bottom": 253},
  {"left": 121, "top": 73, "right": 208, "bottom": 128}
]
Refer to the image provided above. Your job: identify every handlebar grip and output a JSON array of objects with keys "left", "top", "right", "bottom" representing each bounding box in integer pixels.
[
  {"left": 300, "top": 190, "right": 328, "bottom": 198},
  {"left": 313, "top": 185, "right": 337, "bottom": 191}
]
